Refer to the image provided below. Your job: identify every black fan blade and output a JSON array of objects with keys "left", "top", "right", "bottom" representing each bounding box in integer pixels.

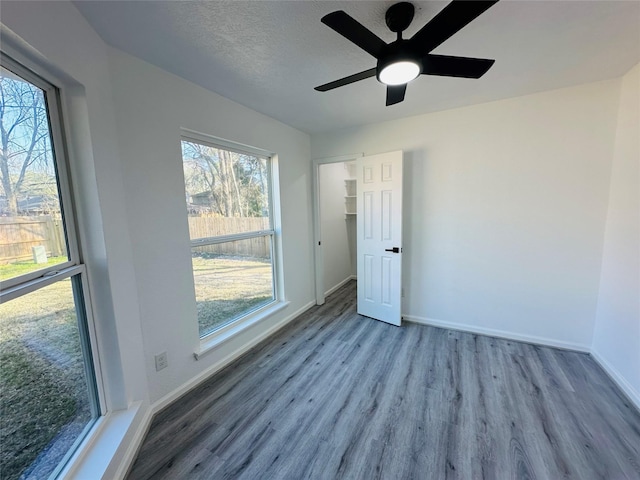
[
  {"left": 422, "top": 54, "right": 494, "bottom": 78},
  {"left": 322, "top": 11, "right": 387, "bottom": 58},
  {"left": 386, "top": 84, "right": 407, "bottom": 106},
  {"left": 410, "top": 1, "right": 499, "bottom": 55},
  {"left": 315, "top": 68, "right": 377, "bottom": 92}
]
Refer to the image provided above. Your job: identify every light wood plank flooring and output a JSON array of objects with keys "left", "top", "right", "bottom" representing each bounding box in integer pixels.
[{"left": 127, "top": 281, "right": 640, "bottom": 479}]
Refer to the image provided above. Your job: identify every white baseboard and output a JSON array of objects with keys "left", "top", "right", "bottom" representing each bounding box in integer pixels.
[
  {"left": 590, "top": 350, "right": 640, "bottom": 412},
  {"left": 152, "top": 299, "right": 316, "bottom": 414},
  {"left": 403, "top": 315, "right": 591, "bottom": 353},
  {"left": 115, "top": 299, "right": 315, "bottom": 479},
  {"left": 113, "top": 304, "right": 636, "bottom": 478},
  {"left": 324, "top": 276, "right": 356, "bottom": 297},
  {"left": 404, "top": 315, "right": 638, "bottom": 413}
]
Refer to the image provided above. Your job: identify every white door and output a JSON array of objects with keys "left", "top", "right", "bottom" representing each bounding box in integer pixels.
[{"left": 356, "top": 151, "right": 403, "bottom": 326}]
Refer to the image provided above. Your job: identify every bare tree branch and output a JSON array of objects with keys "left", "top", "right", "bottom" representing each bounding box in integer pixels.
[{"left": 0, "top": 73, "right": 54, "bottom": 215}]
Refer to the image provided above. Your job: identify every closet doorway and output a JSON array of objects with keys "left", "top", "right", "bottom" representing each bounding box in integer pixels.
[{"left": 313, "top": 154, "right": 361, "bottom": 305}]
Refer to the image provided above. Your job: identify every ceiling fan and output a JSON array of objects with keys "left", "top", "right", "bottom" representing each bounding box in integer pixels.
[{"left": 315, "top": 0, "right": 499, "bottom": 106}]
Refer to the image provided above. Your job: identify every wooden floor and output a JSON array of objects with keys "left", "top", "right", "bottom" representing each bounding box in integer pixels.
[{"left": 127, "top": 281, "right": 640, "bottom": 480}]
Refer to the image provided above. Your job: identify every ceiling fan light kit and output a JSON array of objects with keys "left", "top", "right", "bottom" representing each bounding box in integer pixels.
[
  {"left": 315, "top": 0, "right": 500, "bottom": 106},
  {"left": 379, "top": 61, "right": 420, "bottom": 86}
]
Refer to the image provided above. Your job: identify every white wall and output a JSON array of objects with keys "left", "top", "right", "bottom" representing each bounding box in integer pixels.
[
  {"left": 107, "top": 49, "right": 314, "bottom": 404},
  {"left": 1, "top": 1, "right": 150, "bottom": 476},
  {"left": 312, "top": 80, "right": 621, "bottom": 350},
  {"left": 592, "top": 64, "right": 640, "bottom": 407},
  {"left": 2, "top": 0, "right": 637, "bottom": 475},
  {"left": 2, "top": 1, "right": 315, "bottom": 475},
  {"left": 1, "top": 0, "right": 148, "bottom": 413},
  {"left": 320, "top": 162, "right": 353, "bottom": 294}
]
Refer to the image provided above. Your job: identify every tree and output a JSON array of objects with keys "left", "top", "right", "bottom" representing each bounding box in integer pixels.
[
  {"left": 182, "top": 141, "right": 268, "bottom": 218},
  {"left": 0, "top": 70, "right": 53, "bottom": 216}
]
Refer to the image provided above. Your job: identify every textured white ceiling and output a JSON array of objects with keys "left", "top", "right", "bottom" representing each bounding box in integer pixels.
[{"left": 73, "top": 1, "right": 640, "bottom": 134}]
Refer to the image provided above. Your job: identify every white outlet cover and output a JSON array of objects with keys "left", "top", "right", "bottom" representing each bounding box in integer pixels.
[{"left": 155, "top": 352, "right": 168, "bottom": 371}]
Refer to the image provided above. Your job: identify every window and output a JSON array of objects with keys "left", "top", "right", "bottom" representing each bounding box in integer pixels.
[
  {"left": 181, "top": 135, "right": 279, "bottom": 338},
  {"left": 0, "top": 55, "right": 100, "bottom": 479}
]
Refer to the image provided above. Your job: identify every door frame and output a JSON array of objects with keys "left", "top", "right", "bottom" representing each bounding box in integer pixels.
[{"left": 312, "top": 153, "right": 363, "bottom": 305}]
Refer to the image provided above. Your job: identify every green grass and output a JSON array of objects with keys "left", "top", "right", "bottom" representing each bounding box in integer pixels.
[
  {"left": 1, "top": 253, "right": 271, "bottom": 478},
  {"left": 191, "top": 254, "right": 274, "bottom": 336},
  {"left": 0, "top": 279, "right": 91, "bottom": 480},
  {"left": 198, "top": 296, "right": 272, "bottom": 335},
  {"left": 1, "top": 346, "right": 78, "bottom": 479},
  {"left": 0, "top": 256, "right": 68, "bottom": 282}
]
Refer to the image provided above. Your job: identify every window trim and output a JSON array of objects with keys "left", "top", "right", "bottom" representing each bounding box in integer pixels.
[
  {"left": 0, "top": 53, "right": 105, "bottom": 477},
  {"left": 0, "top": 53, "right": 78, "bottom": 290},
  {"left": 194, "top": 299, "right": 290, "bottom": 360},
  {"left": 6, "top": 53, "right": 108, "bottom": 416},
  {"left": 182, "top": 128, "right": 271, "bottom": 160},
  {"left": 180, "top": 130, "right": 285, "bottom": 342}
]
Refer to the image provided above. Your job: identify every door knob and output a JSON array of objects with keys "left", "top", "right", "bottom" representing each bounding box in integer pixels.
[{"left": 384, "top": 247, "right": 400, "bottom": 253}]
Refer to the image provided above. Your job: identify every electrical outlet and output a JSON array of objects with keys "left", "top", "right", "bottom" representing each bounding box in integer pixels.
[{"left": 155, "top": 351, "right": 168, "bottom": 371}]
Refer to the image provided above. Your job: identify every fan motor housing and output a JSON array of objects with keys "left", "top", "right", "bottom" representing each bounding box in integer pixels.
[{"left": 385, "top": 2, "right": 415, "bottom": 33}]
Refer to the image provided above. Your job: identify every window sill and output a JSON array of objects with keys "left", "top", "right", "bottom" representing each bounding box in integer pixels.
[
  {"left": 194, "top": 300, "right": 290, "bottom": 360},
  {"left": 58, "top": 401, "right": 144, "bottom": 480}
]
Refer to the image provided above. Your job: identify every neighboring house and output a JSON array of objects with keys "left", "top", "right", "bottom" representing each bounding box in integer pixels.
[
  {"left": 188, "top": 191, "right": 211, "bottom": 207},
  {"left": 0, "top": 195, "right": 59, "bottom": 216},
  {"left": 186, "top": 191, "right": 213, "bottom": 215}
]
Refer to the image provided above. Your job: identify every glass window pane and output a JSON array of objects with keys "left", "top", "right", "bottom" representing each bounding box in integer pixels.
[
  {"left": 0, "top": 276, "right": 97, "bottom": 479},
  {"left": 181, "top": 141, "right": 270, "bottom": 238},
  {"left": 192, "top": 236, "right": 275, "bottom": 336},
  {"left": 0, "top": 66, "right": 69, "bottom": 282}
]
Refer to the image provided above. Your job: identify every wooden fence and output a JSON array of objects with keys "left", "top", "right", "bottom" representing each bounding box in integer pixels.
[
  {"left": 0, "top": 216, "right": 65, "bottom": 264},
  {"left": 189, "top": 217, "right": 271, "bottom": 258},
  {"left": 0, "top": 216, "right": 271, "bottom": 264}
]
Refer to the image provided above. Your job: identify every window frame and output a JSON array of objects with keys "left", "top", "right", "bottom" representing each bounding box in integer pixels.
[
  {"left": 0, "top": 53, "right": 104, "bottom": 478},
  {"left": 0, "top": 53, "right": 81, "bottom": 291},
  {"left": 181, "top": 129, "right": 284, "bottom": 341}
]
